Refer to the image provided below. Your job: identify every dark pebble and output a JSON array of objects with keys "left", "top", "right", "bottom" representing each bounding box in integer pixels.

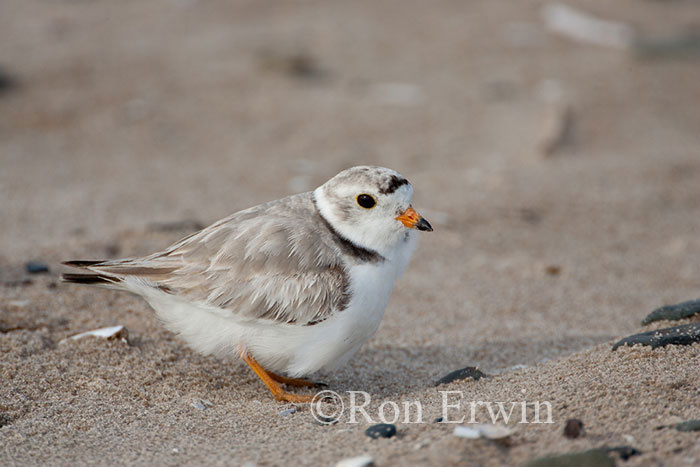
[
  {"left": 25, "top": 261, "right": 49, "bottom": 274},
  {"left": 314, "top": 415, "right": 338, "bottom": 426},
  {"left": 523, "top": 449, "right": 615, "bottom": 467},
  {"left": 564, "top": 418, "right": 583, "bottom": 439},
  {"left": 642, "top": 299, "right": 700, "bottom": 325},
  {"left": 365, "top": 423, "right": 397, "bottom": 439},
  {"left": 0, "top": 412, "right": 12, "bottom": 428},
  {"left": 612, "top": 323, "right": 700, "bottom": 350},
  {"left": 606, "top": 446, "right": 641, "bottom": 461},
  {"left": 0, "top": 66, "right": 16, "bottom": 94},
  {"left": 676, "top": 419, "right": 700, "bottom": 432},
  {"left": 433, "top": 417, "right": 443, "bottom": 423},
  {"left": 435, "top": 366, "right": 488, "bottom": 386},
  {"left": 286, "top": 53, "right": 324, "bottom": 80}
]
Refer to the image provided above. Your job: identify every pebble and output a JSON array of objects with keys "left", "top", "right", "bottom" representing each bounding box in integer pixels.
[
  {"left": 0, "top": 66, "right": 16, "bottom": 94},
  {"left": 335, "top": 455, "right": 374, "bottom": 467},
  {"left": 279, "top": 407, "right": 296, "bottom": 416},
  {"left": 189, "top": 399, "right": 214, "bottom": 411},
  {"left": 0, "top": 412, "right": 12, "bottom": 428},
  {"left": 25, "top": 261, "right": 49, "bottom": 274},
  {"left": 314, "top": 415, "right": 338, "bottom": 426},
  {"left": 642, "top": 299, "right": 700, "bottom": 325},
  {"left": 257, "top": 50, "right": 326, "bottom": 81},
  {"left": 190, "top": 401, "right": 207, "bottom": 411},
  {"left": 453, "top": 424, "right": 514, "bottom": 440},
  {"left": 676, "top": 419, "right": 700, "bottom": 432},
  {"left": 612, "top": 323, "right": 700, "bottom": 350},
  {"left": 563, "top": 418, "right": 583, "bottom": 439},
  {"left": 435, "top": 366, "right": 488, "bottom": 386},
  {"left": 364, "top": 423, "right": 396, "bottom": 439},
  {"left": 606, "top": 446, "right": 641, "bottom": 461}
]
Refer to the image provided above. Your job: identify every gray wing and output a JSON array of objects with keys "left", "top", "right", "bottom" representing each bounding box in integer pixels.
[{"left": 84, "top": 193, "right": 351, "bottom": 325}]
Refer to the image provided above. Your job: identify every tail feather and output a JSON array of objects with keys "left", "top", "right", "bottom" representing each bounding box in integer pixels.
[
  {"left": 61, "top": 272, "right": 119, "bottom": 286},
  {"left": 62, "top": 260, "right": 106, "bottom": 268},
  {"left": 62, "top": 259, "right": 121, "bottom": 287},
  {"left": 61, "top": 257, "right": 176, "bottom": 289}
]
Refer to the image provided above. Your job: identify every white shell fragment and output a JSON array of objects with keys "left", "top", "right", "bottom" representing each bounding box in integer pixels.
[
  {"left": 60, "top": 325, "right": 128, "bottom": 344},
  {"left": 335, "top": 455, "right": 375, "bottom": 467},
  {"left": 453, "top": 424, "right": 514, "bottom": 440}
]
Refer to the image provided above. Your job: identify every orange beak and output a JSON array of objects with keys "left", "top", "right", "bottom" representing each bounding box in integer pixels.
[{"left": 395, "top": 207, "right": 433, "bottom": 231}]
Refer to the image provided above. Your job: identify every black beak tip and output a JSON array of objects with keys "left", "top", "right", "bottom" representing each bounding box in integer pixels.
[{"left": 416, "top": 218, "right": 433, "bottom": 232}]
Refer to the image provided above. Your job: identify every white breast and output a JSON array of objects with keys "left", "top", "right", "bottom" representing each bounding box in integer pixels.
[{"left": 279, "top": 232, "right": 418, "bottom": 376}]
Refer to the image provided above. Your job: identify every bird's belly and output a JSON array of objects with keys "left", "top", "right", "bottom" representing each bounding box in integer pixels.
[
  {"left": 143, "top": 260, "right": 402, "bottom": 378},
  {"left": 249, "top": 261, "right": 399, "bottom": 376}
]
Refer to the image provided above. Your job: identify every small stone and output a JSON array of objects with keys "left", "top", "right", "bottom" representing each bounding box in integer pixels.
[
  {"left": 257, "top": 50, "right": 326, "bottom": 81},
  {"left": 434, "top": 417, "right": 444, "bottom": 423},
  {"left": 0, "top": 412, "right": 12, "bottom": 428},
  {"left": 606, "top": 446, "right": 641, "bottom": 461},
  {"left": 0, "top": 66, "right": 16, "bottom": 95},
  {"left": 612, "top": 323, "right": 700, "bottom": 350},
  {"left": 314, "top": 415, "right": 338, "bottom": 426},
  {"left": 279, "top": 407, "right": 296, "bottom": 416},
  {"left": 564, "top": 418, "right": 584, "bottom": 438},
  {"left": 642, "top": 299, "right": 700, "bottom": 325},
  {"left": 435, "top": 366, "right": 488, "bottom": 386},
  {"left": 523, "top": 449, "right": 615, "bottom": 467},
  {"left": 453, "top": 424, "right": 514, "bottom": 440},
  {"left": 25, "top": 261, "right": 49, "bottom": 274},
  {"left": 335, "top": 455, "right": 374, "bottom": 467},
  {"left": 190, "top": 400, "right": 207, "bottom": 411},
  {"left": 676, "top": 419, "right": 700, "bottom": 432},
  {"left": 364, "top": 423, "right": 396, "bottom": 439}
]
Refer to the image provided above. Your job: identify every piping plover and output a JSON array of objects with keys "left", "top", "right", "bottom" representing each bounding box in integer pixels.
[{"left": 62, "top": 166, "right": 432, "bottom": 402}]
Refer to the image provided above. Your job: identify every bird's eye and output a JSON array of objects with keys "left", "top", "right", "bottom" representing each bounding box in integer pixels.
[{"left": 356, "top": 194, "right": 376, "bottom": 209}]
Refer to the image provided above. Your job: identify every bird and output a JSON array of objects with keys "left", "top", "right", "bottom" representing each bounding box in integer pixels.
[{"left": 62, "top": 166, "right": 433, "bottom": 402}]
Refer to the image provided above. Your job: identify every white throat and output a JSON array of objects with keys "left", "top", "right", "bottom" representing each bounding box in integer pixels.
[{"left": 313, "top": 186, "right": 411, "bottom": 260}]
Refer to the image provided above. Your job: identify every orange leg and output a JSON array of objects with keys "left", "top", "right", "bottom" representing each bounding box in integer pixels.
[
  {"left": 268, "top": 371, "right": 325, "bottom": 388},
  {"left": 240, "top": 352, "right": 315, "bottom": 403}
]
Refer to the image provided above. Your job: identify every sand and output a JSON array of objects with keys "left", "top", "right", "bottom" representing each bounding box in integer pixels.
[{"left": 1, "top": 0, "right": 699, "bottom": 465}]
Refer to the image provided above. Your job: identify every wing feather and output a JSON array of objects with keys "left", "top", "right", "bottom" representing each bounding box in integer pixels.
[{"left": 82, "top": 192, "right": 351, "bottom": 325}]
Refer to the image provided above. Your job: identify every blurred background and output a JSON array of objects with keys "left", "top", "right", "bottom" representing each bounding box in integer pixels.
[
  {"left": 1, "top": 0, "right": 700, "bottom": 340},
  {"left": 2, "top": 2, "right": 700, "bottom": 464}
]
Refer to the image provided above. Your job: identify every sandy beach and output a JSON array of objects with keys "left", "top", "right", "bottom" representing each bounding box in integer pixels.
[{"left": 2, "top": 1, "right": 699, "bottom": 465}]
